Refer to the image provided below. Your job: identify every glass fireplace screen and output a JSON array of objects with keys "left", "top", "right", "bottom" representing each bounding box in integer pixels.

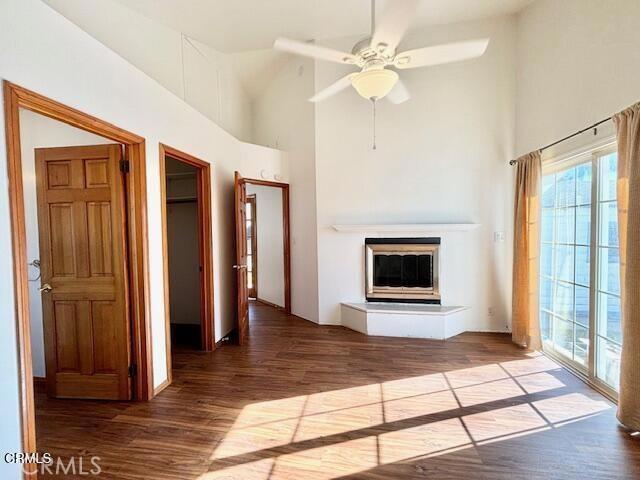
[
  {"left": 365, "top": 238, "right": 441, "bottom": 303},
  {"left": 373, "top": 254, "right": 433, "bottom": 288}
]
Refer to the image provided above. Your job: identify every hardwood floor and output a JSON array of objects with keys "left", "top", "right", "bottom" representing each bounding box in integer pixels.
[{"left": 35, "top": 302, "right": 640, "bottom": 479}]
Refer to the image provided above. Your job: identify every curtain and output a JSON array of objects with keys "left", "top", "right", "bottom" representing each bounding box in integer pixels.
[
  {"left": 613, "top": 102, "right": 640, "bottom": 431},
  {"left": 512, "top": 151, "right": 542, "bottom": 350}
]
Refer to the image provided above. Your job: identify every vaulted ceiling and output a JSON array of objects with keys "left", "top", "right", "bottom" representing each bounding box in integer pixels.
[
  {"left": 44, "top": 0, "right": 535, "bottom": 100},
  {"left": 111, "top": 0, "right": 534, "bottom": 53}
]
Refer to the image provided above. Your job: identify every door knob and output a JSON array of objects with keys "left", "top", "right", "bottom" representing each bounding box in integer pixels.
[
  {"left": 232, "top": 265, "right": 247, "bottom": 270},
  {"left": 39, "top": 283, "right": 53, "bottom": 293}
]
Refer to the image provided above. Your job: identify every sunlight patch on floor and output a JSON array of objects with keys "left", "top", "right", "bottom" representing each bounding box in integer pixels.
[
  {"left": 378, "top": 418, "right": 471, "bottom": 464},
  {"left": 533, "top": 392, "right": 610, "bottom": 423},
  {"left": 304, "top": 384, "right": 381, "bottom": 415},
  {"left": 462, "top": 403, "right": 547, "bottom": 442},
  {"left": 294, "top": 402, "right": 383, "bottom": 442},
  {"left": 233, "top": 395, "right": 308, "bottom": 428},
  {"left": 455, "top": 378, "right": 525, "bottom": 407},
  {"left": 204, "top": 356, "right": 612, "bottom": 479},
  {"left": 381, "top": 373, "right": 450, "bottom": 401},
  {"left": 383, "top": 390, "right": 459, "bottom": 422},
  {"left": 445, "top": 363, "right": 509, "bottom": 389},
  {"left": 515, "top": 371, "right": 566, "bottom": 394}
]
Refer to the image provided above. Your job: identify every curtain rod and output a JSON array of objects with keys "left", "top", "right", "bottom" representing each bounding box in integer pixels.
[{"left": 509, "top": 116, "right": 612, "bottom": 165}]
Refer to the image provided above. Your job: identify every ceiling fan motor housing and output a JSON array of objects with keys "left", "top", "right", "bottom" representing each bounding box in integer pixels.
[{"left": 350, "top": 37, "right": 396, "bottom": 67}]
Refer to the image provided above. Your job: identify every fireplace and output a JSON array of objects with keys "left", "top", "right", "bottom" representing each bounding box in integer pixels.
[{"left": 365, "top": 238, "right": 440, "bottom": 304}]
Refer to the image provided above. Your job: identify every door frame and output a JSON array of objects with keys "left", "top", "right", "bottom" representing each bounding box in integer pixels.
[
  {"left": 3, "top": 81, "right": 153, "bottom": 472},
  {"left": 241, "top": 178, "right": 291, "bottom": 314},
  {"left": 159, "top": 144, "right": 215, "bottom": 384}
]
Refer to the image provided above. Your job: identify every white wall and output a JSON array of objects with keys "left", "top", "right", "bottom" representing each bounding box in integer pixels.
[
  {"left": 246, "top": 184, "right": 285, "bottom": 307},
  {"left": 19, "top": 109, "right": 113, "bottom": 378},
  {"left": 43, "top": 0, "right": 253, "bottom": 142},
  {"left": 239, "top": 142, "right": 290, "bottom": 183},
  {"left": 0, "top": 1, "right": 281, "bottom": 471},
  {"left": 252, "top": 57, "right": 320, "bottom": 322},
  {"left": 515, "top": 0, "right": 640, "bottom": 156},
  {"left": 314, "top": 16, "right": 517, "bottom": 329}
]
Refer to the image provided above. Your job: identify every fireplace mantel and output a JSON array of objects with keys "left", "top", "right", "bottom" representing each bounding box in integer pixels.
[{"left": 331, "top": 223, "right": 480, "bottom": 233}]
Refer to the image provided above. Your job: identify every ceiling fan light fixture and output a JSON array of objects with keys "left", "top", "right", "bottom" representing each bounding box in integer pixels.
[{"left": 351, "top": 68, "right": 399, "bottom": 100}]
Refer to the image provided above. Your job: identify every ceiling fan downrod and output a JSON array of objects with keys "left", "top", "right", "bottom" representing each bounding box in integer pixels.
[{"left": 370, "top": 0, "right": 376, "bottom": 37}]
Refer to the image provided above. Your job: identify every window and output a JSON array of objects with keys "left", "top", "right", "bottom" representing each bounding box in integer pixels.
[
  {"left": 540, "top": 146, "right": 620, "bottom": 395},
  {"left": 246, "top": 195, "right": 257, "bottom": 298}
]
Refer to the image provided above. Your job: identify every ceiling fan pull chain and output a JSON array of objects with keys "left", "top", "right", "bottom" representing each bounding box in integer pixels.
[{"left": 372, "top": 98, "right": 377, "bottom": 150}]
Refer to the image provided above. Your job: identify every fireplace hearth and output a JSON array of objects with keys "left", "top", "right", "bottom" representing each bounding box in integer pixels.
[{"left": 365, "top": 238, "right": 440, "bottom": 304}]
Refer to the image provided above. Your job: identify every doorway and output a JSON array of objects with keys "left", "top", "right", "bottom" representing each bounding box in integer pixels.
[
  {"left": 234, "top": 173, "right": 290, "bottom": 344},
  {"left": 159, "top": 144, "right": 214, "bottom": 378},
  {"left": 4, "top": 81, "right": 152, "bottom": 475}
]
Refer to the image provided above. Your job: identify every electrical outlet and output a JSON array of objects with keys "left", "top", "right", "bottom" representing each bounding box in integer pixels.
[{"left": 494, "top": 231, "right": 505, "bottom": 243}]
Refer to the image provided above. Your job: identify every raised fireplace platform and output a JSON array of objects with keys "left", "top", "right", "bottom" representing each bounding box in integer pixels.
[{"left": 340, "top": 302, "right": 469, "bottom": 340}]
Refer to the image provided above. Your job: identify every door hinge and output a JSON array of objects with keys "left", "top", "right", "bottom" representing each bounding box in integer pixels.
[
  {"left": 120, "top": 159, "right": 130, "bottom": 173},
  {"left": 128, "top": 364, "right": 137, "bottom": 377}
]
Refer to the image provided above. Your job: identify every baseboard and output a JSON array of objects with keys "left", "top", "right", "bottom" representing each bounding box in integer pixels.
[
  {"left": 318, "top": 319, "right": 342, "bottom": 326},
  {"left": 33, "top": 376, "right": 46, "bottom": 384},
  {"left": 466, "top": 329, "right": 511, "bottom": 334},
  {"left": 300, "top": 316, "right": 320, "bottom": 324},
  {"left": 256, "top": 298, "right": 285, "bottom": 310}
]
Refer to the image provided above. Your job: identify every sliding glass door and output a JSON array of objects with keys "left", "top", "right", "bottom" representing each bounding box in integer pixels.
[
  {"left": 540, "top": 146, "right": 620, "bottom": 396},
  {"left": 595, "top": 152, "right": 621, "bottom": 391},
  {"left": 540, "top": 160, "right": 591, "bottom": 366}
]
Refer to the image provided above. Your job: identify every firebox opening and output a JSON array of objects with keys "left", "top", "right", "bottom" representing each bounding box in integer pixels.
[{"left": 365, "top": 237, "right": 441, "bottom": 304}]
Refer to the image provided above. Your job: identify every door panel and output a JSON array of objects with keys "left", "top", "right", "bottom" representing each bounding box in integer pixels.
[
  {"left": 53, "top": 301, "right": 80, "bottom": 372},
  {"left": 85, "top": 159, "right": 110, "bottom": 187},
  {"left": 49, "top": 203, "right": 76, "bottom": 276},
  {"left": 234, "top": 171, "right": 249, "bottom": 344},
  {"left": 87, "top": 201, "right": 113, "bottom": 275},
  {"left": 36, "top": 144, "right": 131, "bottom": 400},
  {"left": 92, "top": 301, "right": 118, "bottom": 373}
]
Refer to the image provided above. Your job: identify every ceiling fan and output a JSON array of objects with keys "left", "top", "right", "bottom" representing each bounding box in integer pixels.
[{"left": 273, "top": 0, "right": 490, "bottom": 105}]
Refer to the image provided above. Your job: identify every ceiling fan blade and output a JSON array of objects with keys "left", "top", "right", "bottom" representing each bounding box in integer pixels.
[
  {"left": 394, "top": 38, "right": 490, "bottom": 70},
  {"left": 386, "top": 78, "right": 410, "bottom": 104},
  {"left": 370, "top": 0, "right": 419, "bottom": 54},
  {"left": 274, "top": 37, "right": 356, "bottom": 64},
  {"left": 309, "top": 74, "right": 356, "bottom": 102}
]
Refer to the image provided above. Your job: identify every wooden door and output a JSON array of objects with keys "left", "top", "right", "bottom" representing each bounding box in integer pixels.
[
  {"left": 35, "top": 144, "right": 131, "bottom": 400},
  {"left": 234, "top": 171, "right": 249, "bottom": 344}
]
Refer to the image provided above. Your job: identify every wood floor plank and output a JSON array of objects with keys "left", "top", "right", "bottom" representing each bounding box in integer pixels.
[{"left": 35, "top": 302, "right": 640, "bottom": 479}]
